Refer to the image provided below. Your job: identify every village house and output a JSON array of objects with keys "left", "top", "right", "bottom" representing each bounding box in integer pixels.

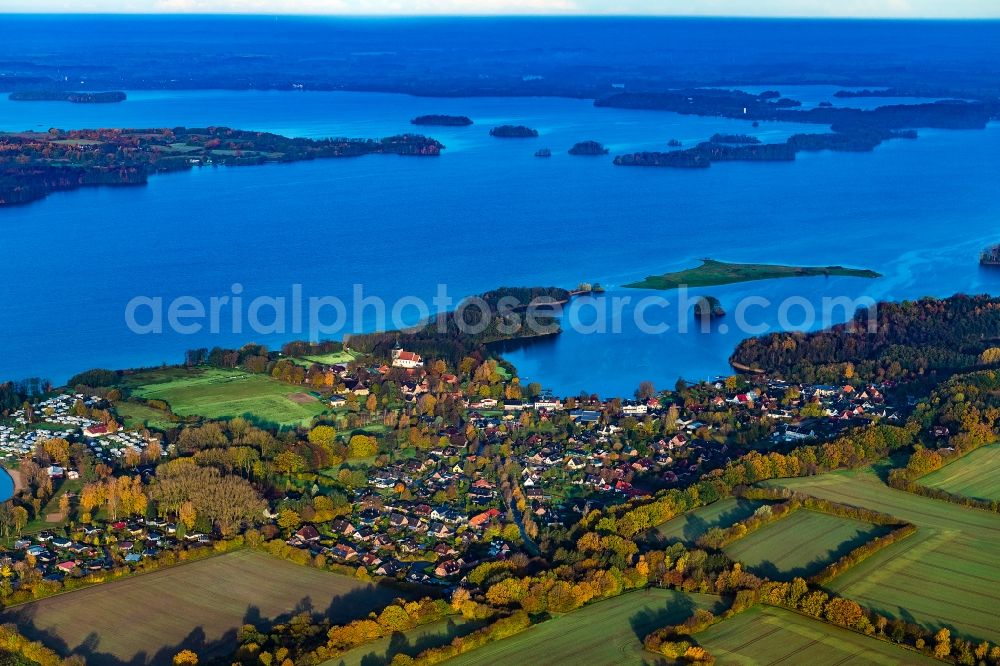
[{"left": 468, "top": 508, "right": 501, "bottom": 529}]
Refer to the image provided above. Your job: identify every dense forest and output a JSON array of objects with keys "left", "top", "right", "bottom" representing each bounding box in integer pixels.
[
  {"left": 730, "top": 294, "right": 1000, "bottom": 383},
  {"left": 0, "top": 127, "right": 445, "bottom": 206}
]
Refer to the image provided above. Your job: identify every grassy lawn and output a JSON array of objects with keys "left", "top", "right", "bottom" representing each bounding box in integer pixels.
[
  {"left": 646, "top": 498, "right": 767, "bottom": 546},
  {"left": 4, "top": 550, "right": 406, "bottom": 666},
  {"left": 697, "top": 605, "right": 940, "bottom": 665},
  {"left": 723, "top": 509, "right": 890, "bottom": 581},
  {"left": 443, "top": 588, "right": 724, "bottom": 666},
  {"left": 919, "top": 443, "right": 1000, "bottom": 502},
  {"left": 126, "top": 367, "right": 329, "bottom": 427},
  {"left": 764, "top": 468, "right": 1000, "bottom": 643},
  {"left": 292, "top": 350, "right": 362, "bottom": 367},
  {"left": 115, "top": 400, "right": 178, "bottom": 430},
  {"left": 323, "top": 617, "right": 485, "bottom": 666},
  {"left": 624, "top": 259, "right": 880, "bottom": 291}
]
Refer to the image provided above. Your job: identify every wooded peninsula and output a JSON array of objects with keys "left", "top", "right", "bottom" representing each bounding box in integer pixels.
[
  {"left": 604, "top": 88, "right": 979, "bottom": 170},
  {"left": 0, "top": 127, "right": 445, "bottom": 206},
  {"left": 625, "top": 259, "right": 881, "bottom": 290}
]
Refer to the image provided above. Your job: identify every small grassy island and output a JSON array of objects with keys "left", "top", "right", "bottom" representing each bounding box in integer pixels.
[
  {"left": 568, "top": 140, "right": 609, "bottom": 155},
  {"left": 625, "top": 259, "right": 881, "bottom": 290},
  {"left": 0, "top": 126, "right": 445, "bottom": 206},
  {"left": 490, "top": 124, "right": 539, "bottom": 138},
  {"left": 410, "top": 114, "right": 473, "bottom": 126},
  {"left": 9, "top": 90, "right": 127, "bottom": 103}
]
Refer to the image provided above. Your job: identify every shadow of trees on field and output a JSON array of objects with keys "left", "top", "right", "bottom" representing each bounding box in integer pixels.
[
  {"left": 747, "top": 523, "right": 892, "bottom": 580},
  {"left": 5, "top": 579, "right": 410, "bottom": 666},
  {"left": 628, "top": 593, "right": 696, "bottom": 642},
  {"left": 330, "top": 617, "right": 482, "bottom": 666},
  {"left": 647, "top": 499, "right": 769, "bottom": 548}
]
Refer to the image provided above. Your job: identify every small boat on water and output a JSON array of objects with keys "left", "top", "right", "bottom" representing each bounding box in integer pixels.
[{"left": 981, "top": 244, "right": 1000, "bottom": 266}]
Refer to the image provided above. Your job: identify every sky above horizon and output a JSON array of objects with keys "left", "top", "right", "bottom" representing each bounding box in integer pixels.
[{"left": 1, "top": 0, "right": 999, "bottom": 18}]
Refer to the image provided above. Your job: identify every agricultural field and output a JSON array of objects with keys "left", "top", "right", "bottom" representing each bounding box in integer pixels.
[
  {"left": 126, "top": 367, "right": 329, "bottom": 427},
  {"left": 722, "top": 509, "right": 890, "bottom": 580},
  {"left": 323, "top": 617, "right": 485, "bottom": 666},
  {"left": 646, "top": 498, "right": 767, "bottom": 546},
  {"left": 765, "top": 469, "right": 1000, "bottom": 643},
  {"left": 697, "top": 604, "right": 940, "bottom": 665},
  {"left": 443, "top": 588, "right": 724, "bottom": 666},
  {"left": 919, "top": 443, "right": 1000, "bottom": 501},
  {"left": 3, "top": 550, "right": 405, "bottom": 666}
]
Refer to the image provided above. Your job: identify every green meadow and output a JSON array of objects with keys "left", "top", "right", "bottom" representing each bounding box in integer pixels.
[
  {"left": 765, "top": 468, "right": 1000, "bottom": 642},
  {"left": 723, "top": 509, "right": 890, "bottom": 580},
  {"left": 126, "top": 367, "right": 329, "bottom": 427},
  {"left": 646, "top": 497, "right": 767, "bottom": 546},
  {"left": 698, "top": 604, "right": 940, "bottom": 665},
  {"left": 919, "top": 443, "right": 1000, "bottom": 501},
  {"left": 443, "top": 588, "right": 724, "bottom": 666}
]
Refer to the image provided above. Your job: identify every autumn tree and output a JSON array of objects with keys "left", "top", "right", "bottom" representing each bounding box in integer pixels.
[
  {"left": 173, "top": 649, "right": 199, "bottom": 666},
  {"left": 347, "top": 435, "right": 378, "bottom": 459}
]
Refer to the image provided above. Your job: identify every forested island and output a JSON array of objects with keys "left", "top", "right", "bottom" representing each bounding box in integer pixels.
[
  {"left": 410, "top": 114, "right": 473, "bottom": 126},
  {"left": 600, "top": 89, "right": 984, "bottom": 170},
  {"left": 614, "top": 150, "right": 710, "bottom": 168},
  {"left": 615, "top": 140, "right": 795, "bottom": 168},
  {"left": 0, "top": 127, "right": 445, "bottom": 206},
  {"left": 8, "top": 90, "right": 127, "bottom": 103},
  {"left": 625, "top": 259, "right": 881, "bottom": 291},
  {"left": 615, "top": 126, "right": 916, "bottom": 169},
  {"left": 568, "top": 140, "right": 609, "bottom": 155},
  {"left": 595, "top": 89, "right": 989, "bottom": 130},
  {"left": 490, "top": 125, "right": 539, "bottom": 138}
]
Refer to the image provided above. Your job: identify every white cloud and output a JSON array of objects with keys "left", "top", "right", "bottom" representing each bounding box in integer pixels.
[{"left": 3, "top": 0, "right": 998, "bottom": 17}]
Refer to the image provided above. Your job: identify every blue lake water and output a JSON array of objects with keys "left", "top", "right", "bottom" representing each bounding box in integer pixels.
[
  {"left": 1, "top": 88, "right": 999, "bottom": 397},
  {"left": 0, "top": 468, "right": 13, "bottom": 502}
]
